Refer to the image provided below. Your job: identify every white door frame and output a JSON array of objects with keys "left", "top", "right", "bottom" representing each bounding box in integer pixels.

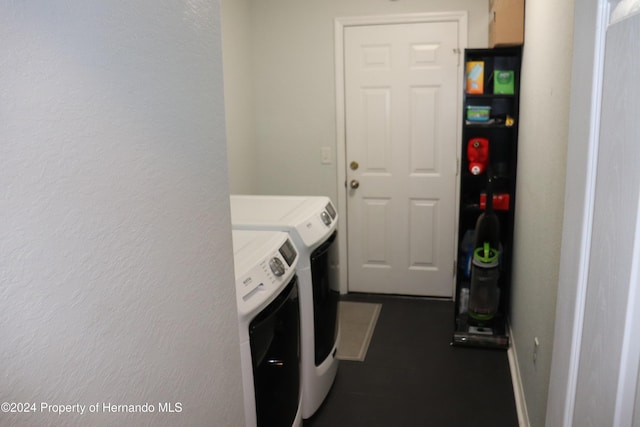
[{"left": 334, "top": 12, "right": 468, "bottom": 295}]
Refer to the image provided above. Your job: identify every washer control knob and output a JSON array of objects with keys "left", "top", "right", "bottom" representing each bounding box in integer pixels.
[
  {"left": 269, "top": 257, "right": 286, "bottom": 277},
  {"left": 320, "top": 211, "right": 332, "bottom": 226}
]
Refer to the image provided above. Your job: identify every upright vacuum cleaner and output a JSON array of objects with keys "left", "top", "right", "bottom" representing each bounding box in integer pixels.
[{"left": 468, "top": 175, "right": 501, "bottom": 325}]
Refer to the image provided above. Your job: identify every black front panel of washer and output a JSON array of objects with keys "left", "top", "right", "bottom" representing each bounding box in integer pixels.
[
  {"left": 310, "top": 231, "right": 339, "bottom": 366},
  {"left": 249, "top": 277, "right": 300, "bottom": 427}
]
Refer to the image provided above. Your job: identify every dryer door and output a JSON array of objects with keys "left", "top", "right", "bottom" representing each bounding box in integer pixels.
[{"left": 310, "top": 231, "right": 339, "bottom": 365}]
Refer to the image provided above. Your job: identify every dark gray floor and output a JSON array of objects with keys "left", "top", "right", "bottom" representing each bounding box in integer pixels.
[{"left": 304, "top": 294, "right": 519, "bottom": 427}]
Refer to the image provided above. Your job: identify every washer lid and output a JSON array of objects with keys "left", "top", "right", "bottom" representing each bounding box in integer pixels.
[{"left": 231, "top": 195, "right": 308, "bottom": 223}]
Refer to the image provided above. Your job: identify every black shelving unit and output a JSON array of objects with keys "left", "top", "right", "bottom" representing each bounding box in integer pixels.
[{"left": 452, "top": 47, "right": 522, "bottom": 349}]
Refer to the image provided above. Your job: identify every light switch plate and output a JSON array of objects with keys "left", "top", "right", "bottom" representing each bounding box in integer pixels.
[{"left": 321, "top": 146, "right": 332, "bottom": 164}]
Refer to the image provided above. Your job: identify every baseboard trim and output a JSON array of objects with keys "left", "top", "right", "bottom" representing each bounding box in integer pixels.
[{"left": 508, "top": 323, "right": 531, "bottom": 427}]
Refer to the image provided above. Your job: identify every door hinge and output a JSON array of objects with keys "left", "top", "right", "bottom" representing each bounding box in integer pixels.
[
  {"left": 453, "top": 260, "right": 457, "bottom": 276},
  {"left": 456, "top": 158, "right": 460, "bottom": 176},
  {"left": 453, "top": 48, "right": 461, "bottom": 66}
]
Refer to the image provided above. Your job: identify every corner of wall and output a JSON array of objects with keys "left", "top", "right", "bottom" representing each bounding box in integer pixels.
[{"left": 509, "top": 0, "right": 576, "bottom": 425}]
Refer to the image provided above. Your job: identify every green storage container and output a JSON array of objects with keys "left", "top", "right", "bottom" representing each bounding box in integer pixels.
[{"left": 493, "top": 70, "right": 514, "bottom": 94}]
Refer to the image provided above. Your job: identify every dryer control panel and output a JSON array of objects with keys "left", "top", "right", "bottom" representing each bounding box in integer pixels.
[{"left": 294, "top": 200, "right": 339, "bottom": 248}]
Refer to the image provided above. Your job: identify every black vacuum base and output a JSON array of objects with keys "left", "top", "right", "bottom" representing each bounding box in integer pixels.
[{"left": 451, "top": 313, "right": 509, "bottom": 350}]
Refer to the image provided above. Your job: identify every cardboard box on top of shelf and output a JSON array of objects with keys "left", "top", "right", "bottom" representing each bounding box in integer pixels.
[{"left": 489, "top": 0, "right": 524, "bottom": 47}]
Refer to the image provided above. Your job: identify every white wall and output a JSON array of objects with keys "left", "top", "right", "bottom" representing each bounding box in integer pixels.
[
  {"left": 509, "top": 0, "right": 575, "bottom": 425},
  {"left": 0, "top": 2, "right": 244, "bottom": 426},
  {"left": 546, "top": 2, "right": 603, "bottom": 424},
  {"left": 223, "top": 0, "right": 489, "bottom": 202},
  {"left": 221, "top": 0, "right": 258, "bottom": 193}
]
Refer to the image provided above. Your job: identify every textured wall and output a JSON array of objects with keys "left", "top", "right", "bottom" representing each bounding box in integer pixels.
[
  {"left": 0, "top": 2, "right": 244, "bottom": 426},
  {"left": 571, "top": 12, "right": 640, "bottom": 427},
  {"left": 510, "top": 0, "right": 575, "bottom": 425}
]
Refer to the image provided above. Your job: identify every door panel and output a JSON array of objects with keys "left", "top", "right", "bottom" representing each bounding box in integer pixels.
[
  {"left": 409, "top": 199, "right": 437, "bottom": 268},
  {"left": 362, "top": 198, "right": 391, "bottom": 267},
  {"left": 410, "top": 87, "right": 438, "bottom": 173},
  {"left": 345, "top": 21, "right": 459, "bottom": 296},
  {"left": 362, "top": 89, "right": 391, "bottom": 171}
]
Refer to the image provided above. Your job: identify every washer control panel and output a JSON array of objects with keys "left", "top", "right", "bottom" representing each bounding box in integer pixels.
[
  {"left": 268, "top": 257, "right": 285, "bottom": 276},
  {"left": 232, "top": 230, "right": 299, "bottom": 321}
]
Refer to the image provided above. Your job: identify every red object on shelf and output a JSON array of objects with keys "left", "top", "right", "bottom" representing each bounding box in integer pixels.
[
  {"left": 480, "top": 193, "right": 510, "bottom": 210},
  {"left": 467, "top": 137, "right": 489, "bottom": 175}
]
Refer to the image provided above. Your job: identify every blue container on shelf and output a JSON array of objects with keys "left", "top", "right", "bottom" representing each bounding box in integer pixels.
[{"left": 466, "top": 105, "right": 491, "bottom": 122}]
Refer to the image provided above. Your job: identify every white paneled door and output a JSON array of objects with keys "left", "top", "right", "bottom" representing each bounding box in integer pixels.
[{"left": 344, "top": 21, "right": 459, "bottom": 296}]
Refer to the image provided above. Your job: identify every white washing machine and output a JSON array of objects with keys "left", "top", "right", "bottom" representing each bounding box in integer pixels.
[
  {"left": 232, "top": 229, "right": 302, "bottom": 427},
  {"left": 230, "top": 195, "right": 340, "bottom": 419}
]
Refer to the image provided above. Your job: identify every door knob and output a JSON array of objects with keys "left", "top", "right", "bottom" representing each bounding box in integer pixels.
[{"left": 350, "top": 179, "right": 360, "bottom": 189}]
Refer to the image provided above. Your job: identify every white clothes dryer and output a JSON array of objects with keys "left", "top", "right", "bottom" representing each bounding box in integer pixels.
[
  {"left": 232, "top": 229, "right": 302, "bottom": 427},
  {"left": 230, "top": 195, "right": 340, "bottom": 419}
]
